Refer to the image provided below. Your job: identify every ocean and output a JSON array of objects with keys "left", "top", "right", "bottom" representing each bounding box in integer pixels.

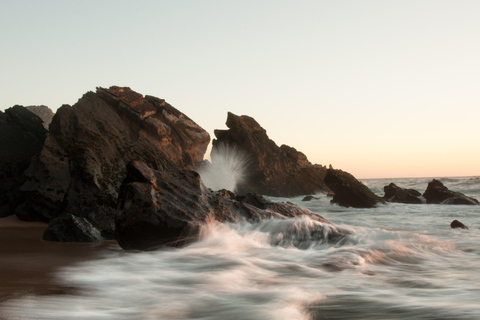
[{"left": 1, "top": 176, "right": 479, "bottom": 319}]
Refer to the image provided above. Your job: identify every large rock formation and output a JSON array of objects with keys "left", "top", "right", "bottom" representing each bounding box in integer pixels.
[
  {"left": 17, "top": 86, "right": 210, "bottom": 239},
  {"left": 116, "top": 161, "right": 345, "bottom": 250},
  {"left": 423, "top": 179, "right": 479, "bottom": 205},
  {"left": 0, "top": 106, "right": 48, "bottom": 217},
  {"left": 324, "top": 169, "right": 385, "bottom": 208},
  {"left": 383, "top": 183, "right": 423, "bottom": 204},
  {"left": 211, "top": 112, "right": 330, "bottom": 197}
]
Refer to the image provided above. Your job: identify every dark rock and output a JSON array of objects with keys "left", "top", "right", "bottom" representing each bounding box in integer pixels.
[
  {"left": 423, "top": 179, "right": 479, "bottom": 205},
  {"left": 0, "top": 106, "right": 47, "bottom": 217},
  {"left": 450, "top": 220, "right": 468, "bottom": 230},
  {"left": 115, "top": 161, "right": 339, "bottom": 250},
  {"left": 26, "top": 105, "right": 54, "bottom": 129},
  {"left": 383, "top": 183, "right": 423, "bottom": 204},
  {"left": 302, "top": 195, "right": 320, "bottom": 201},
  {"left": 324, "top": 169, "right": 385, "bottom": 208},
  {"left": 211, "top": 112, "right": 330, "bottom": 197},
  {"left": 18, "top": 86, "right": 210, "bottom": 239},
  {"left": 43, "top": 214, "right": 104, "bottom": 242}
]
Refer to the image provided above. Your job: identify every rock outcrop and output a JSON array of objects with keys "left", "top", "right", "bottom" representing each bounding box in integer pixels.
[
  {"left": 0, "top": 106, "right": 48, "bottom": 217},
  {"left": 383, "top": 183, "right": 423, "bottom": 204},
  {"left": 324, "top": 169, "right": 385, "bottom": 208},
  {"left": 211, "top": 112, "right": 330, "bottom": 197},
  {"left": 423, "top": 179, "right": 479, "bottom": 205},
  {"left": 116, "top": 161, "right": 343, "bottom": 250},
  {"left": 17, "top": 86, "right": 210, "bottom": 239},
  {"left": 26, "top": 105, "right": 54, "bottom": 129}
]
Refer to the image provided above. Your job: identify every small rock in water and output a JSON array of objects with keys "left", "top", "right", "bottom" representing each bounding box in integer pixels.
[
  {"left": 450, "top": 219, "right": 468, "bottom": 230},
  {"left": 302, "top": 195, "right": 320, "bottom": 202}
]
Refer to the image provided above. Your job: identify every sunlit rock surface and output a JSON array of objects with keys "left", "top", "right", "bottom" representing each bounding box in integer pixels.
[{"left": 17, "top": 86, "right": 210, "bottom": 239}]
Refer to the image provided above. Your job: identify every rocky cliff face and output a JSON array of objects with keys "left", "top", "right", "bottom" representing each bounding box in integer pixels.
[
  {"left": 212, "top": 112, "right": 330, "bottom": 197},
  {"left": 17, "top": 87, "right": 210, "bottom": 237},
  {"left": 0, "top": 106, "right": 47, "bottom": 217}
]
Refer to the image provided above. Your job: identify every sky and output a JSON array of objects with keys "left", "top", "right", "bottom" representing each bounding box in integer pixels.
[{"left": 1, "top": 0, "right": 479, "bottom": 179}]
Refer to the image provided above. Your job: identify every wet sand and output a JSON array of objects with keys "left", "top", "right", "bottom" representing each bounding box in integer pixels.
[{"left": 0, "top": 215, "right": 119, "bottom": 303}]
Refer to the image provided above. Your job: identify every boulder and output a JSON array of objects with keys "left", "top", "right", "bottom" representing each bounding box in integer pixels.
[
  {"left": 26, "top": 105, "right": 54, "bottom": 129},
  {"left": 115, "top": 161, "right": 341, "bottom": 250},
  {"left": 42, "top": 214, "right": 104, "bottom": 242},
  {"left": 324, "top": 168, "right": 385, "bottom": 208},
  {"left": 17, "top": 86, "right": 210, "bottom": 239},
  {"left": 450, "top": 219, "right": 468, "bottom": 230},
  {"left": 383, "top": 183, "right": 423, "bottom": 204},
  {"left": 423, "top": 179, "right": 479, "bottom": 205},
  {"left": 211, "top": 112, "right": 330, "bottom": 197},
  {"left": 0, "top": 106, "right": 47, "bottom": 217}
]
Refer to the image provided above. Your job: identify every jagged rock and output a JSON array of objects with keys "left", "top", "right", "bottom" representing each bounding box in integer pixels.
[
  {"left": 324, "top": 168, "right": 385, "bottom": 208},
  {"left": 26, "top": 105, "right": 54, "bottom": 129},
  {"left": 115, "top": 161, "right": 340, "bottom": 250},
  {"left": 211, "top": 112, "right": 330, "bottom": 197},
  {"left": 17, "top": 86, "right": 210, "bottom": 239},
  {"left": 383, "top": 183, "right": 423, "bottom": 204},
  {"left": 450, "top": 219, "right": 468, "bottom": 230},
  {"left": 423, "top": 179, "right": 479, "bottom": 205},
  {"left": 42, "top": 214, "right": 104, "bottom": 242},
  {"left": 302, "top": 195, "right": 320, "bottom": 201},
  {"left": 0, "top": 106, "right": 47, "bottom": 217}
]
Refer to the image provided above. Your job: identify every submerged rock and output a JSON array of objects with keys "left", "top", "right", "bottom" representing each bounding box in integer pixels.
[
  {"left": 0, "top": 106, "right": 48, "bottom": 217},
  {"left": 423, "top": 179, "right": 479, "bottom": 205},
  {"left": 302, "top": 195, "right": 320, "bottom": 202},
  {"left": 450, "top": 219, "right": 468, "bottom": 230},
  {"left": 17, "top": 86, "right": 210, "bottom": 239},
  {"left": 383, "top": 183, "right": 423, "bottom": 204},
  {"left": 115, "top": 161, "right": 339, "bottom": 250},
  {"left": 324, "top": 169, "right": 385, "bottom": 208},
  {"left": 211, "top": 112, "right": 330, "bottom": 197}
]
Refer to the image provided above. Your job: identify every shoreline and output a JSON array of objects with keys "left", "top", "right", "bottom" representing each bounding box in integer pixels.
[{"left": 0, "top": 215, "right": 119, "bottom": 304}]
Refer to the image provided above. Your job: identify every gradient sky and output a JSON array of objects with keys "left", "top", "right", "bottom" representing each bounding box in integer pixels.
[{"left": 1, "top": 0, "right": 479, "bottom": 179}]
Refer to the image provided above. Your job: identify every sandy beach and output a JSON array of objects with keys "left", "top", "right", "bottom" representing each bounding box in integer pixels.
[{"left": 0, "top": 216, "right": 119, "bottom": 303}]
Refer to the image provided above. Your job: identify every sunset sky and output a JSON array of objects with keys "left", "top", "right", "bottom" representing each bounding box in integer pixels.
[{"left": 1, "top": 0, "right": 479, "bottom": 179}]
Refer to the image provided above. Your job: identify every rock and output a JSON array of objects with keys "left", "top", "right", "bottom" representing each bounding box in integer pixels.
[
  {"left": 450, "top": 219, "right": 468, "bottom": 230},
  {"left": 115, "top": 161, "right": 340, "bottom": 250},
  {"left": 26, "top": 105, "right": 54, "bottom": 129},
  {"left": 42, "top": 214, "right": 104, "bottom": 242},
  {"left": 211, "top": 112, "right": 330, "bottom": 197},
  {"left": 383, "top": 183, "right": 423, "bottom": 204},
  {"left": 0, "top": 106, "right": 47, "bottom": 217},
  {"left": 302, "top": 195, "right": 320, "bottom": 201},
  {"left": 324, "top": 168, "right": 385, "bottom": 208},
  {"left": 17, "top": 86, "right": 210, "bottom": 239},
  {"left": 423, "top": 179, "right": 479, "bottom": 205}
]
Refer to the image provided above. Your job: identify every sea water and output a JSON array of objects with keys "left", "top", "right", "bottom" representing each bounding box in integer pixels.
[{"left": 2, "top": 177, "right": 480, "bottom": 319}]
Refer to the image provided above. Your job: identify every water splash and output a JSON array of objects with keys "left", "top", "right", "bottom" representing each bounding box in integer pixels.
[{"left": 198, "top": 143, "right": 248, "bottom": 193}]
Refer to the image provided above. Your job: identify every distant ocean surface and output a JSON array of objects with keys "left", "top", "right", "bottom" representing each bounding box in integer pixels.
[{"left": 2, "top": 177, "right": 480, "bottom": 320}]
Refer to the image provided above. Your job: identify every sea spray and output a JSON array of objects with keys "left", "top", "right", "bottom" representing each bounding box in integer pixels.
[{"left": 198, "top": 143, "right": 249, "bottom": 193}]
